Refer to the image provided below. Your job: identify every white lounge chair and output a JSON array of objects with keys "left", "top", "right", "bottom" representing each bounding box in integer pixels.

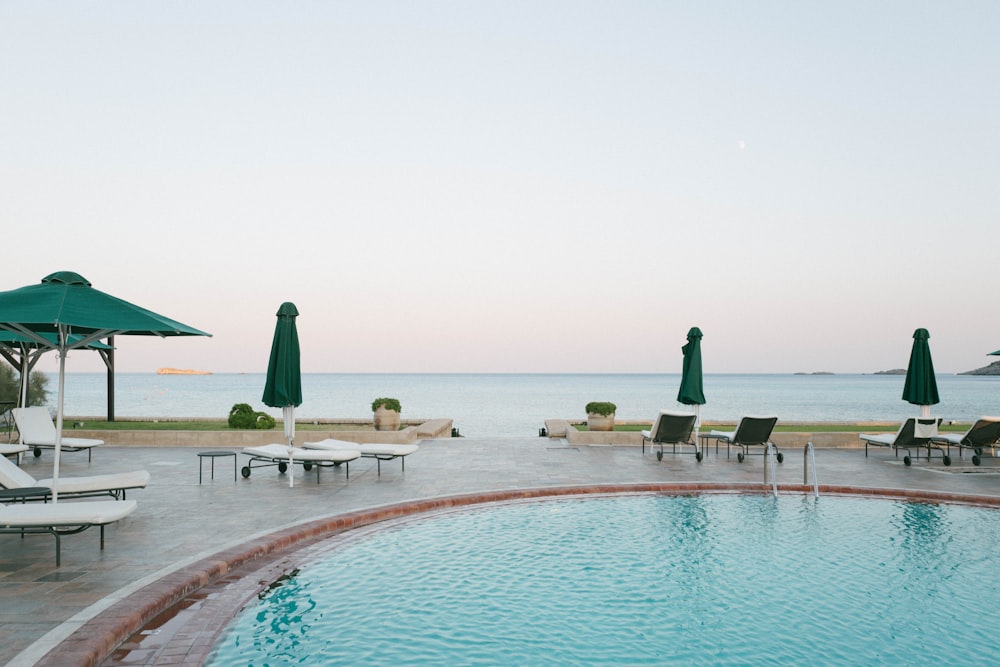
[
  {"left": 711, "top": 416, "right": 781, "bottom": 463},
  {"left": 0, "top": 455, "right": 149, "bottom": 500},
  {"left": 860, "top": 417, "right": 945, "bottom": 466},
  {"left": 640, "top": 411, "right": 699, "bottom": 461},
  {"left": 1, "top": 443, "right": 29, "bottom": 461},
  {"left": 12, "top": 406, "right": 104, "bottom": 461},
  {"left": 931, "top": 417, "right": 1000, "bottom": 466},
  {"left": 303, "top": 438, "right": 419, "bottom": 475},
  {"left": 241, "top": 443, "right": 361, "bottom": 482},
  {"left": 0, "top": 499, "right": 137, "bottom": 566}
]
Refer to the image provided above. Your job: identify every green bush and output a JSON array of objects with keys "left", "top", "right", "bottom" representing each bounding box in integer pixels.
[
  {"left": 227, "top": 403, "right": 276, "bottom": 430},
  {"left": 0, "top": 363, "right": 49, "bottom": 406},
  {"left": 371, "top": 397, "right": 401, "bottom": 413},
  {"left": 585, "top": 401, "right": 617, "bottom": 416}
]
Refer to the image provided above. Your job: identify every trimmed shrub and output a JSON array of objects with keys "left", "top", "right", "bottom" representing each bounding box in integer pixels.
[
  {"left": 371, "top": 397, "right": 402, "bottom": 413},
  {"left": 228, "top": 403, "right": 276, "bottom": 430},
  {"left": 585, "top": 401, "right": 617, "bottom": 417}
]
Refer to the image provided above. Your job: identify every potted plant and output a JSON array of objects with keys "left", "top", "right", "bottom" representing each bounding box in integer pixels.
[
  {"left": 586, "top": 401, "right": 616, "bottom": 432},
  {"left": 372, "top": 397, "right": 402, "bottom": 431}
]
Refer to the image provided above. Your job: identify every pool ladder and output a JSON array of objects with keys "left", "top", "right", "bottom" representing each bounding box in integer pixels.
[{"left": 764, "top": 442, "right": 820, "bottom": 498}]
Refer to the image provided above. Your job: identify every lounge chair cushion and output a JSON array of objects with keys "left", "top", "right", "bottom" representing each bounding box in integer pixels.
[
  {"left": 0, "top": 499, "right": 137, "bottom": 528},
  {"left": 243, "top": 444, "right": 361, "bottom": 463},
  {"left": 303, "top": 438, "right": 419, "bottom": 457},
  {"left": 0, "top": 444, "right": 29, "bottom": 457},
  {"left": 859, "top": 432, "right": 897, "bottom": 447},
  {"left": 0, "top": 455, "right": 148, "bottom": 495},
  {"left": 36, "top": 471, "right": 150, "bottom": 495}
]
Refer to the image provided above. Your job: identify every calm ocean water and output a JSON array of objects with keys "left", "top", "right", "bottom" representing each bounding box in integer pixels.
[{"left": 47, "top": 373, "right": 1000, "bottom": 438}]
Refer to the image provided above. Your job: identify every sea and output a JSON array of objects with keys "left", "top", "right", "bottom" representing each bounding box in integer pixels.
[{"left": 44, "top": 373, "right": 1000, "bottom": 438}]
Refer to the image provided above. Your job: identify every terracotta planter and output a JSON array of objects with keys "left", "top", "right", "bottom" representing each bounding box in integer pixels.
[
  {"left": 587, "top": 413, "right": 615, "bottom": 432},
  {"left": 373, "top": 407, "right": 401, "bottom": 431}
]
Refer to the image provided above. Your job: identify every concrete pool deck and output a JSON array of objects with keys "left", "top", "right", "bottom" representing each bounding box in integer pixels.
[{"left": 2, "top": 436, "right": 999, "bottom": 666}]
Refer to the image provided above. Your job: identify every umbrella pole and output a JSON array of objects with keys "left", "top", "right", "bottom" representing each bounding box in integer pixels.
[
  {"left": 285, "top": 405, "right": 295, "bottom": 488},
  {"left": 921, "top": 405, "right": 931, "bottom": 419},
  {"left": 52, "top": 346, "right": 67, "bottom": 504},
  {"left": 18, "top": 344, "right": 29, "bottom": 409}
]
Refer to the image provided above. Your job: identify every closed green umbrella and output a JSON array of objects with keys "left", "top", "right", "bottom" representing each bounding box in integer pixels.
[
  {"left": 902, "top": 328, "right": 939, "bottom": 418},
  {"left": 262, "top": 302, "right": 302, "bottom": 487},
  {"left": 0, "top": 271, "right": 210, "bottom": 502},
  {"left": 677, "top": 327, "right": 706, "bottom": 443}
]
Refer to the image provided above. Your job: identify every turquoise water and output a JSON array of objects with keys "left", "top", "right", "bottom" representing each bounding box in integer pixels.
[
  {"left": 55, "top": 372, "right": 1000, "bottom": 437},
  {"left": 207, "top": 495, "right": 1000, "bottom": 665}
]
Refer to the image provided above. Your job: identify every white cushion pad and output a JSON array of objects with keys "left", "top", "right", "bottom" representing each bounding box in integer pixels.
[{"left": 0, "top": 500, "right": 137, "bottom": 527}]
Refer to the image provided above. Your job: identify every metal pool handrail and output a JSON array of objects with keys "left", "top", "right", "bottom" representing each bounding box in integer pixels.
[
  {"left": 764, "top": 443, "right": 779, "bottom": 497},
  {"left": 804, "top": 441, "right": 819, "bottom": 498}
]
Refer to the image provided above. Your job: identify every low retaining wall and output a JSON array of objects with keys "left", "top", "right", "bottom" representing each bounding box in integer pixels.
[{"left": 64, "top": 419, "right": 453, "bottom": 447}]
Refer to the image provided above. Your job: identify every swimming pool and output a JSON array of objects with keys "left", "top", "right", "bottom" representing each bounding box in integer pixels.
[{"left": 206, "top": 494, "right": 1000, "bottom": 665}]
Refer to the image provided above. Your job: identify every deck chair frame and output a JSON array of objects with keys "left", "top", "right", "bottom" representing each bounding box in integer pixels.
[
  {"left": 640, "top": 411, "right": 699, "bottom": 461},
  {"left": 931, "top": 417, "right": 1000, "bottom": 466},
  {"left": 861, "top": 417, "right": 946, "bottom": 466},
  {"left": 241, "top": 445, "right": 358, "bottom": 482},
  {"left": 714, "top": 416, "right": 781, "bottom": 464},
  {"left": 0, "top": 499, "right": 136, "bottom": 566},
  {"left": 304, "top": 439, "right": 419, "bottom": 475},
  {"left": 12, "top": 407, "right": 103, "bottom": 462}
]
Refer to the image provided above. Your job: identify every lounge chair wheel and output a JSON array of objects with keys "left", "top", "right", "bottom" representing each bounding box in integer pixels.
[
  {"left": 696, "top": 451, "right": 703, "bottom": 462},
  {"left": 303, "top": 463, "right": 313, "bottom": 471},
  {"left": 737, "top": 453, "right": 745, "bottom": 463},
  {"left": 656, "top": 451, "right": 663, "bottom": 461},
  {"left": 278, "top": 462, "right": 288, "bottom": 474},
  {"left": 904, "top": 455, "right": 912, "bottom": 466},
  {"left": 776, "top": 452, "right": 784, "bottom": 463},
  {"left": 973, "top": 455, "right": 982, "bottom": 466},
  {"left": 241, "top": 466, "right": 251, "bottom": 478},
  {"left": 975, "top": 447, "right": 983, "bottom": 456},
  {"left": 34, "top": 447, "right": 41, "bottom": 458},
  {"left": 943, "top": 455, "right": 951, "bottom": 466}
]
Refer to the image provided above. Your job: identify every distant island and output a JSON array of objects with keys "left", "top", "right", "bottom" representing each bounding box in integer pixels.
[
  {"left": 793, "top": 372, "right": 835, "bottom": 375},
  {"left": 873, "top": 369, "right": 907, "bottom": 375},
  {"left": 156, "top": 368, "right": 212, "bottom": 375},
  {"left": 958, "top": 361, "right": 1000, "bottom": 376}
]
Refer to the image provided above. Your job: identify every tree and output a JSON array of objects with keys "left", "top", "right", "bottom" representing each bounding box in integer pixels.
[{"left": 0, "top": 362, "right": 50, "bottom": 407}]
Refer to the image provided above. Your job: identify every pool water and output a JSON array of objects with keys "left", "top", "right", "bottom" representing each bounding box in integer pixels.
[{"left": 207, "top": 495, "right": 1000, "bottom": 665}]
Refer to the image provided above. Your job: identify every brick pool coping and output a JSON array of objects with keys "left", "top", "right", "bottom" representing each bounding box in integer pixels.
[{"left": 35, "top": 483, "right": 1000, "bottom": 666}]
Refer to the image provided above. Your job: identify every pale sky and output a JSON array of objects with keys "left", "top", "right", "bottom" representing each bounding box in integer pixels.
[{"left": 3, "top": 2, "right": 998, "bottom": 375}]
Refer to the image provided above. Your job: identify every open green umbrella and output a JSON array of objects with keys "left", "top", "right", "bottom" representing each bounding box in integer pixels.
[
  {"left": 262, "top": 302, "right": 301, "bottom": 487},
  {"left": 0, "top": 271, "right": 210, "bottom": 501},
  {"left": 902, "top": 328, "right": 939, "bottom": 418},
  {"left": 677, "top": 327, "right": 706, "bottom": 441}
]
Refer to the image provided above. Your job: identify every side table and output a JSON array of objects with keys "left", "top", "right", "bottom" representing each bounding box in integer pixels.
[{"left": 198, "top": 450, "right": 237, "bottom": 483}]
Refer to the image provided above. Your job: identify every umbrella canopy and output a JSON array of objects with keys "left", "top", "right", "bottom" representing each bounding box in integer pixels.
[
  {"left": 990, "top": 350, "right": 1000, "bottom": 356},
  {"left": 676, "top": 326, "right": 706, "bottom": 441},
  {"left": 677, "top": 327, "right": 705, "bottom": 406},
  {"left": 0, "top": 271, "right": 210, "bottom": 501},
  {"left": 902, "top": 328, "right": 939, "bottom": 418},
  {"left": 262, "top": 302, "right": 302, "bottom": 487}
]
